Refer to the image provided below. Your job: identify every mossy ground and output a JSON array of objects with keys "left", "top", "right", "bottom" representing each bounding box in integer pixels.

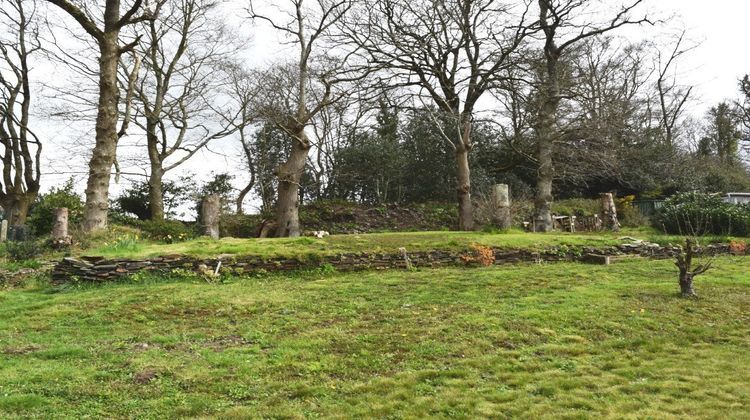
[{"left": 2, "top": 256, "right": 749, "bottom": 418}]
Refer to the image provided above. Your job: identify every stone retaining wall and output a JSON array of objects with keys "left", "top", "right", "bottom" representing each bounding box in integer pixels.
[{"left": 51, "top": 242, "right": 735, "bottom": 284}]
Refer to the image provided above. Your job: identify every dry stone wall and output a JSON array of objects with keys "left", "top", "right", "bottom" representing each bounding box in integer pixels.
[{"left": 51, "top": 241, "right": 737, "bottom": 284}]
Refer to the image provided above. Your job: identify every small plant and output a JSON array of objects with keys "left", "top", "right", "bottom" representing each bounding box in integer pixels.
[
  {"left": 197, "top": 263, "right": 221, "bottom": 283},
  {"left": 5, "top": 240, "right": 43, "bottom": 262},
  {"left": 101, "top": 234, "right": 142, "bottom": 254}
]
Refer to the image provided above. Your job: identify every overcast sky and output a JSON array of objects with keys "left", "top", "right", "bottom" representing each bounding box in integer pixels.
[
  {"left": 30, "top": 0, "right": 750, "bottom": 213},
  {"left": 655, "top": 0, "right": 750, "bottom": 113}
]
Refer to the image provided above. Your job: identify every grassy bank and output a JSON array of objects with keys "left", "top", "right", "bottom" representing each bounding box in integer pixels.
[
  {"left": 2, "top": 257, "right": 749, "bottom": 417},
  {"left": 86, "top": 228, "right": 734, "bottom": 260}
]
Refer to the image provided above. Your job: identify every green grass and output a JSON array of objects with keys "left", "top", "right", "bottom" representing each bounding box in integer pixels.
[
  {"left": 83, "top": 228, "right": 736, "bottom": 259},
  {"left": 2, "top": 257, "right": 750, "bottom": 417}
]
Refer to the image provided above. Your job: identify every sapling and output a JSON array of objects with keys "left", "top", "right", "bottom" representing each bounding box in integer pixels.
[{"left": 674, "top": 238, "right": 713, "bottom": 298}]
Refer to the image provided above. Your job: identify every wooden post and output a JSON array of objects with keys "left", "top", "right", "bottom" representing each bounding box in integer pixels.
[
  {"left": 0, "top": 220, "right": 7, "bottom": 242},
  {"left": 51, "top": 208, "right": 72, "bottom": 248},
  {"left": 201, "top": 194, "right": 221, "bottom": 239},
  {"left": 601, "top": 193, "right": 620, "bottom": 232},
  {"left": 491, "top": 184, "right": 512, "bottom": 229}
]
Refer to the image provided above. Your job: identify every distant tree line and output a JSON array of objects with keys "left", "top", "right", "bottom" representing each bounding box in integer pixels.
[{"left": 2, "top": 0, "right": 750, "bottom": 236}]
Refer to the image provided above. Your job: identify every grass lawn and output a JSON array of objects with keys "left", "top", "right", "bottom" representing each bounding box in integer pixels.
[
  {"left": 85, "top": 228, "right": 734, "bottom": 259},
  {"left": 2, "top": 256, "right": 750, "bottom": 417}
]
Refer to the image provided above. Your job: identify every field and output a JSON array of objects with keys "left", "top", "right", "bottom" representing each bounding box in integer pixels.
[{"left": 2, "top": 253, "right": 750, "bottom": 418}]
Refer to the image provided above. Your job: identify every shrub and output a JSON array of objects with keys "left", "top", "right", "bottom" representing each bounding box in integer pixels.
[
  {"left": 138, "top": 220, "right": 194, "bottom": 243},
  {"left": 28, "top": 179, "right": 84, "bottom": 236},
  {"left": 552, "top": 198, "right": 601, "bottom": 217},
  {"left": 616, "top": 195, "right": 649, "bottom": 227},
  {"left": 220, "top": 214, "right": 263, "bottom": 238},
  {"left": 654, "top": 192, "right": 750, "bottom": 236},
  {"left": 5, "top": 240, "right": 43, "bottom": 262}
]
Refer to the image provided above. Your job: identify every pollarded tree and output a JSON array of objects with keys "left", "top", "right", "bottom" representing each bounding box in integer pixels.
[
  {"left": 532, "top": 0, "right": 650, "bottom": 232},
  {"left": 0, "top": 0, "right": 42, "bottom": 226},
  {"left": 249, "top": 0, "right": 354, "bottom": 237},
  {"left": 342, "top": 0, "right": 532, "bottom": 230},
  {"left": 44, "top": 0, "right": 163, "bottom": 232}
]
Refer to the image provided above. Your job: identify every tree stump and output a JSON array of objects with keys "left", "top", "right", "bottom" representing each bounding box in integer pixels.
[
  {"left": 601, "top": 193, "right": 619, "bottom": 232},
  {"left": 491, "top": 184, "right": 512, "bottom": 229},
  {"left": 201, "top": 195, "right": 221, "bottom": 239},
  {"left": 51, "top": 208, "right": 73, "bottom": 248}
]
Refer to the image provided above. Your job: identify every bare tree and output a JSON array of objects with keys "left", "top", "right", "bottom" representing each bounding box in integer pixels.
[
  {"left": 674, "top": 238, "right": 712, "bottom": 298},
  {"left": 44, "top": 0, "right": 162, "bottom": 232},
  {"left": 223, "top": 61, "right": 256, "bottom": 215},
  {"left": 653, "top": 31, "right": 694, "bottom": 147},
  {"left": 342, "top": 0, "right": 532, "bottom": 230},
  {"left": 129, "top": 0, "right": 243, "bottom": 220},
  {"left": 0, "top": 0, "right": 42, "bottom": 226},
  {"left": 532, "top": 0, "right": 650, "bottom": 232},
  {"left": 738, "top": 75, "right": 750, "bottom": 159},
  {"left": 249, "top": 0, "right": 353, "bottom": 237}
]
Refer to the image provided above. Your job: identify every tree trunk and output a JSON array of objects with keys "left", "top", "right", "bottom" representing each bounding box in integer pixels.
[
  {"left": 6, "top": 194, "right": 33, "bottom": 227},
  {"left": 534, "top": 131, "right": 554, "bottom": 232},
  {"left": 679, "top": 271, "right": 695, "bottom": 297},
  {"left": 275, "top": 131, "right": 310, "bottom": 237},
  {"left": 201, "top": 194, "right": 221, "bottom": 239},
  {"left": 601, "top": 192, "right": 619, "bottom": 232},
  {"left": 83, "top": 37, "right": 120, "bottom": 232},
  {"left": 236, "top": 181, "right": 253, "bottom": 215},
  {"left": 52, "top": 208, "right": 69, "bottom": 239},
  {"left": 51, "top": 207, "right": 73, "bottom": 247},
  {"left": 534, "top": 51, "right": 561, "bottom": 233},
  {"left": 148, "top": 164, "right": 165, "bottom": 221},
  {"left": 455, "top": 145, "right": 474, "bottom": 231},
  {"left": 492, "top": 184, "right": 511, "bottom": 229}
]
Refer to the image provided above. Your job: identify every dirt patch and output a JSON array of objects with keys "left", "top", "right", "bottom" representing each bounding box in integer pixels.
[
  {"left": 204, "top": 335, "right": 255, "bottom": 351},
  {"left": 133, "top": 369, "right": 158, "bottom": 385},
  {"left": 2, "top": 345, "right": 41, "bottom": 355}
]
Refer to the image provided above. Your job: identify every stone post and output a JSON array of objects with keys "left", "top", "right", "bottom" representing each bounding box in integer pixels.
[
  {"left": 0, "top": 219, "right": 7, "bottom": 242},
  {"left": 52, "top": 208, "right": 72, "bottom": 248},
  {"left": 201, "top": 194, "right": 221, "bottom": 239},
  {"left": 601, "top": 193, "right": 620, "bottom": 232},
  {"left": 491, "top": 184, "right": 512, "bottom": 229}
]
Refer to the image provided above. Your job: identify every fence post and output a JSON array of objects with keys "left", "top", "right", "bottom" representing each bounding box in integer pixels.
[{"left": 0, "top": 219, "right": 7, "bottom": 242}]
